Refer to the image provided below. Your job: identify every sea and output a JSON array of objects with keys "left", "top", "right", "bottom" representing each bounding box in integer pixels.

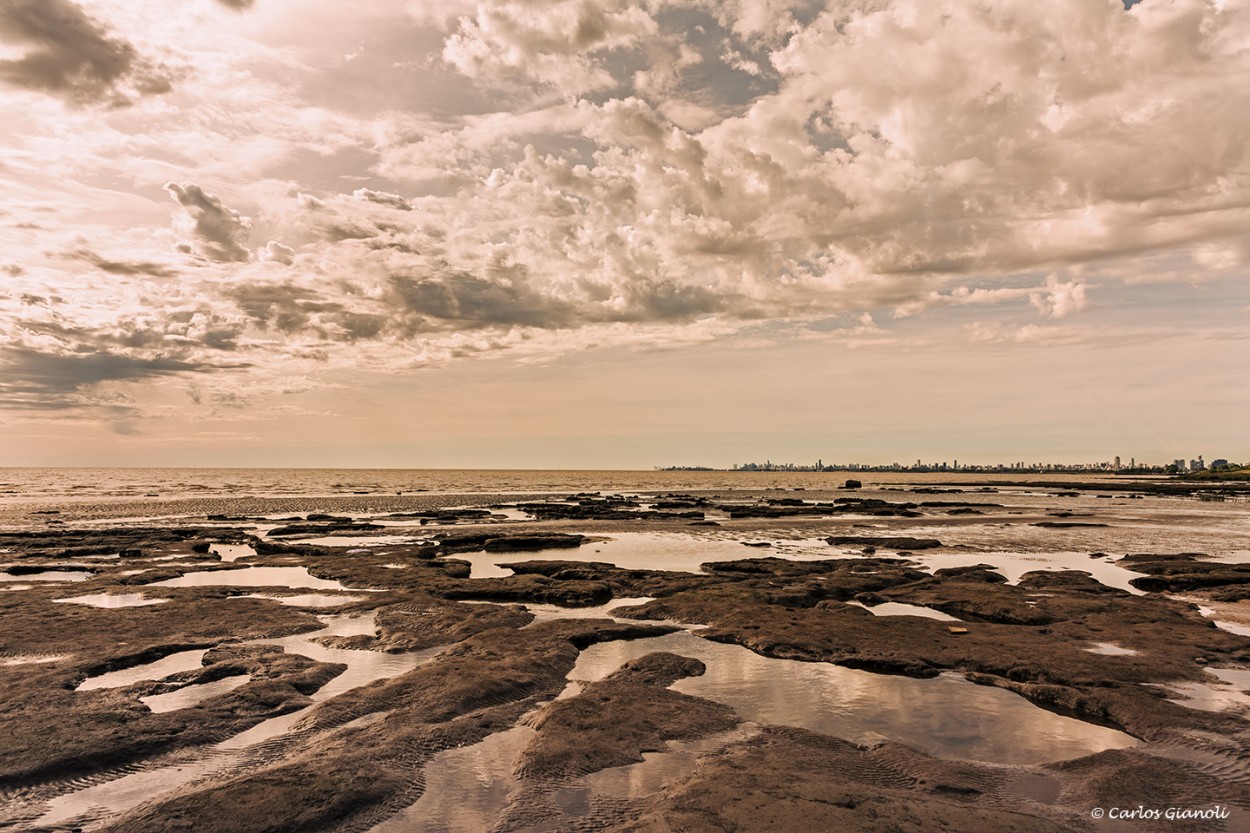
[
  {"left": 0, "top": 466, "right": 1138, "bottom": 525},
  {"left": 0, "top": 466, "right": 1143, "bottom": 500}
]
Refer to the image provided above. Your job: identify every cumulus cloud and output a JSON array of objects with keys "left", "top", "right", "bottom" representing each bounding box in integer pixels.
[
  {"left": 2, "top": 0, "right": 1247, "bottom": 426},
  {"left": 0, "top": 0, "right": 173, "bottom": 105},
  {"left": 1030, "top": 276, "right": 1089, "bottom": 319},
  {"left": 370, "top": 0, "right": 1248, "bottom": 330},
  {"left": 165, "top": 183, "right": 253, "bottom": 263},
  {"left": 441, "top": 0, "right": 659, "bottom": 92},
  {"left": 258, "top": 241, "right": 295, "bottom": 265}
]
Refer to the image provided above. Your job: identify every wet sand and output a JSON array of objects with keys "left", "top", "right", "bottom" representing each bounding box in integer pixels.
[{"left": 0, "top": 480, "right": 1248, "bottom": 832}]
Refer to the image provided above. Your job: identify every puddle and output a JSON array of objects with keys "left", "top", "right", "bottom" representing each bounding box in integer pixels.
[
  {"left": 846, "top": 601, "right": 960, "bottom": 621},
  {"left": 0, "top": 570, "right": 91, "bottom": 582},
  {"left": 54, "top": 593, "right": 168, "bottom": 608},
  {"left": 368, "top": 725, "right": 536, "bottom": 833},
  {"left": 77, "top": 649, "right": 209, "bottom": 691},
  {"left": 569, "top": 632, "right": 1137, "bottom": 765},
  {"left": 241, "top": 593, "right": 366, "bottom": 608},
  {"left": 150, "top": 567, "right": 353, "bottom": 591},
  {"left": 33, "top": 749, "right": 239, "bottom": 830},
  {"left": 867, "top": 550, "right": 1150, "bottom": 594},
  {"left": 445, "top": 533, "right": 1147, "bottom": 597},
  {"left": 1164, "top": 668, "right": 1250, "bottom": 713},
  {"left": 210, "top": 543, "right": 257, "bottom": 563},
  {"left": 246, "top": 612, "right": 440, "bottom": 708},
  {"left": 141, "top": 675, "right": 252, "bottom": 713},
  {"left": 1194, "top": 604, "right": 1250, "bottom": 638},
  {"left": 1085, "top": 642, "right": 1139, "bottom": 656},
  {"left": 48, "top": 613, "right": 443, "bottom": 829},
  {"left": 453, "top": 533, "right": 835, "bottom": 578},
  {"left": 522, "top": 598, "right": 657, "bottom": 623},
  {"left": 290, "top": 535, "right": 425, "bottom": 547}
]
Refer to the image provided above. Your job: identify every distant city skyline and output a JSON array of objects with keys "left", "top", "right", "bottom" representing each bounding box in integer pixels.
[
  {"left": 669, "top": 454, "right": 1240, "bottom": 473},
  {"left": 1, "top": 0, "right": 1247, "bottom": 468}
]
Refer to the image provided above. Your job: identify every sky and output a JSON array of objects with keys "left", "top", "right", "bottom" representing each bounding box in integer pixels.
[{"left": 0, "top": 0, "right": 1246, "bottom": 469}]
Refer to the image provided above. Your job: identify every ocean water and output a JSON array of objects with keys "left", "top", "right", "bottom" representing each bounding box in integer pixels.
[
  {"left": 5, "top": 468, "right": 1244, "bottom": 560},
  {"left": 0, "top": 466, "right": 1140, "bottom": 503}
]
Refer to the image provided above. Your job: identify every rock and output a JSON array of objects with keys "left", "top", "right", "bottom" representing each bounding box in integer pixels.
[
  {"left": 827, "top": 536, "right": 942, "bottom": 550},
  {"left": 514, "top": 651, "right": 738, "bottom": 779},
  {"left": 266, "top": 522, "right": 384, "bottom": 536},
  {"left": 480, "top": 534, "right": 586, "bottom": 552}
]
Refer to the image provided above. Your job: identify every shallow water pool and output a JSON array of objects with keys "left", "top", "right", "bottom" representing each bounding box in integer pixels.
[
  {"left": 150, "top": 566, "right": 353, "bottom": 591},
  {"left": 55, "top": 593, "right": 167, "bottom": 608},
  {"left": 570, "top": 631, "right": 1137, "bottom": 766}
]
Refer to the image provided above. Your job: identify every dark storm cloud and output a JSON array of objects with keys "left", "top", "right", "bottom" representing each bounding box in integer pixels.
[
  {"left": 215, "top": 0, "right": 256, "bottom": 10},
  {"left": 0, "top": 0, "right": 173, "bottom": 106},
  {"left": 68, "top": 248, "right": 178, "bottom": 278},
  {"left": 165, "top": 182, "right": 253, "bottom": 263},
  {"left": 0, "top": 347, "right": 212, "bottom": 410}
]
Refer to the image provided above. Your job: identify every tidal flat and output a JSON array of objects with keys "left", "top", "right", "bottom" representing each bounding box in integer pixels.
[{"left": 1, "top": 474, "right": 1248, "bottom": 832}]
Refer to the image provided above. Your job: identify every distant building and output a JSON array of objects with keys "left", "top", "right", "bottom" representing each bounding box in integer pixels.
[{"left": 1211, "top": 458, "right": 1230, "bottom": 469}]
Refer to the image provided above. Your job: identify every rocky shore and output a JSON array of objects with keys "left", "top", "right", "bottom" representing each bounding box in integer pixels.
[{"left": 0, "top": 482, "right": 1247, "bottom": 832}]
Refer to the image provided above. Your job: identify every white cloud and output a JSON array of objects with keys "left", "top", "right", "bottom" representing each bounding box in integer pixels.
[
  {"left": 1029, "top": 275, "right": 1088, "bottom": 319},
  {"left": 1, "top": 0, "right": 1247, "bottom": 426}
]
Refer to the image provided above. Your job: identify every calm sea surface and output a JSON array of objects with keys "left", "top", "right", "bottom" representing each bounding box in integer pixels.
[{"left": 0, "top": 467, "right": 1136, "bottom": 502}]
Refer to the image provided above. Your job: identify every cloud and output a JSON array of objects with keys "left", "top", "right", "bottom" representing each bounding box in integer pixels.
[
  {"left": 353, "top": 188, "right": 412, "bottom": 210},
  {"left": 1030, "top": 276, "right": 1089, "bottom": 319},
  {"left": 389, "top": 271, "right": 580, "bottom": 329},
  {"left": 441, "top": 0, "right": 659, "bottom": 92},
  {"left": 215, "top": 0, "right": 257, "bottom": 10},
  {"left": 1, "top": 0, "right": 1247, "bottom": 432},
  {"left": 68, "top": 249, "right": 177, "bottom": 278},
  {"left": 0, "top": 347, "right": 211, "bottom": 410},
  {"left": 0, "top": 0, "right": 173, "bottom": 105},
  {"left": 260, "top": 241, "right": 296, "bottom": 265},
  {"left": 164, "top": 183, "right": 253, "bottom": 263}
]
